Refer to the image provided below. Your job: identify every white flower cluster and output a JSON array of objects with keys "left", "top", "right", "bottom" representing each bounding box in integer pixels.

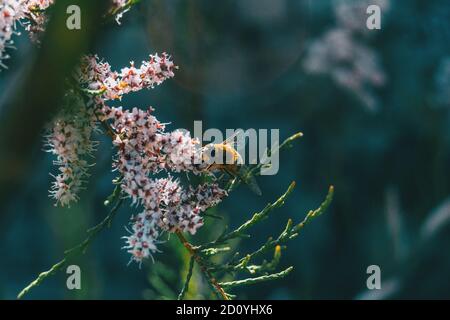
[
  {"left": 46, "top": 53, "right": 227, "bottom": 262},
  {"left": 24, "top": 0, "right": 54, "bottom": 43},
  {"left": 110, "top": 0, "right": 130, "bottom": 24},
  {"left": 78, "top": 53, "right": 177, "bottom": 101},
  {"left": 0, "top": 0, "right": 133, "bottom": 69},
  {"left": 99, "top": 105, "right": 205, "bottom": 178},
  {"left": 100, "top": 104, "right": 225, "bottom": 262},
  {"left": 2, "top": 0, "right": 225, "bottom": 263},
  {"left": 45, "top": 93, "right": 98, "bottom": 207},
  {"left": 123, "top": 178, "right": 227, "bottom": 263},
  {"left": 46, "top": 53, "right": 181, "bottom": 209},
  {"left": 0, "top": 0, "right": 54, "bottom": 68},
  {"left": 0, "top": 0, "right": 25, "bottom": 68},
  {"left": 303, "top": 0, "right": 390, "bottom": 111}
]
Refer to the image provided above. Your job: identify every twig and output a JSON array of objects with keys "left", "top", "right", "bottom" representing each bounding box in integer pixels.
[
  {"left": 17, "top": 197, "right": 123, "bottom": 299},
  {"left": 249, "top": 132, "right": 303, "bottom": 177},
  {"left": 219, "top": 266, "right": 293, "bottom": 289},
  {"left": 207, "top": 185, "right": 334, "bottom": 274},
  {"left": 177, "top": 256, "right": 195, "bottom": 300},
  {"left": 175, "top": 230, "right": 229, "bottom": 300},
  {"left": 199, "top": 181, "right": 296, "bottom": 250},
  {"left": 226, "top": 132, "right": 302, "bottom": 193},
  {"left": 16, "top": 259, "right": 66, "bottom": 300}
]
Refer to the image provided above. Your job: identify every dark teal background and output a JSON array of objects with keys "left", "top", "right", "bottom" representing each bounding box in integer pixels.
[{"left": 1, "top": 0, "right": 450, "bottom": 299}]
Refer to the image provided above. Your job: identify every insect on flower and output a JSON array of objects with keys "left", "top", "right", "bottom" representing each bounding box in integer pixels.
[{"left": 201, "top": 133, "right": 262, "bottom": 196}]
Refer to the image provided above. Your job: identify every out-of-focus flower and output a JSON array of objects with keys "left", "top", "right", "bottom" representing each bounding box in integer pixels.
[
  {"left": 303, "top": 0, "right": 390, "bottom": 111},
  {"left": 434, "top": 57, "right": 450, "bottom": 107},
  {"left": 0, "top": 0, "right": 134, "bottom": 69},
  {"left": 110, "top": 0, "right": 130, "bottom": 24},
  {"left": 334, "top": 0, "right": 390, "bottom": 34},
  {"left": 303, "top": 29, "right": 386, "bottom": 110},
  {"left": 23, "top": 0, "right": 54, "bottom": 43}
]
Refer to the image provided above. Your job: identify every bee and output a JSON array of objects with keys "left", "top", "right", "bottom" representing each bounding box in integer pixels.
[{"left": 201, "top": 133, "right": 262, "bottom": 196}]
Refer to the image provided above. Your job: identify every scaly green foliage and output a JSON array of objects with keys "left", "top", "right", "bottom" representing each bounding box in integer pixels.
[{"left": 17, "top": 132, "right": 333, "bottom": 300}]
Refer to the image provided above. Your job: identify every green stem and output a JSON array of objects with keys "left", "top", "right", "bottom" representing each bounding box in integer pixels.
[
  {"left": 219, "top": 266, "right": 293, "bottom": 289},
  {"left": 199, "top": 181, "right": 296, "bottom": 250},
  {"left": 175, "top": 231, "right": 229, "bottom": 300},
  {"left": 17, "top": 259, "right": 66, "bottom": 300},
  {"left": 177, "top": 257, "right": 195, "bottom": 300},
  {"left": 17, "top": 197, "right": 123, "bottom": 299}
]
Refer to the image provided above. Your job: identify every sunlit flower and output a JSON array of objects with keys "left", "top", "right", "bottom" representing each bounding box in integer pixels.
[
  {"left": 78, "top": 53, "right": 177, "bottom": 101},
  {"left": 0, "top": 0, "right": 24, "bottom": 68},
  {"left": 99, "top": 102, "right": 225, "bottom": 262},
  {"left": 45, "top": 93, "right": 98, "bottom": 207},
  {"left": 0, "top": 0, "right": 133, "bottom": 69},
  {"left": 123, "top": 178, "right": 227, "bottom": 263}
]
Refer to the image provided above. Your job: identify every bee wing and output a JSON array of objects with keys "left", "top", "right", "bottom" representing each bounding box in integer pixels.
[
  {"left": 236, "top": 165, "right": 262, "bottom": 196},
  {"left": 222, "top": 131, "right": 247, "bottom": 149}
]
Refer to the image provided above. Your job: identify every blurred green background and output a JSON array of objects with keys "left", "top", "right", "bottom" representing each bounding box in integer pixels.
[{"left": 1, "top": 0, "right": 450, "bottom": 299}]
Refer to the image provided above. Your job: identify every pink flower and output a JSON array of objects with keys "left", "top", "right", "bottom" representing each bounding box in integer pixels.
[
  {"left": 302, "top": 0, "right": 389, "bottom": 111},
  {"left": 98, "top": 102, "right": 225, "bottom": 262},
  {"left": 78, "top": 53, "right": 178, "bottom": 101},
  {"left": 123, "top": 178, "right": 227, "bottom": 263},
  {"left": 45, "top": 50, "right": 226, "bottom": 261},
  {"left": 45, "top": 94, "right": 98, "bottom": 207}
]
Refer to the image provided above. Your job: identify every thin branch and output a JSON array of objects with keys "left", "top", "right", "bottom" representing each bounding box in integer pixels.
[
  {"left": 219, "top": 266, "right": 293, "bottom": 289},
  {"left": 199, "top": 181, "right": 296, "bottom": 250},
  {"left": 16, "top": 259, "right": 66, "bottom": 300},
  {"left": 249, "top": 132, "right": 303, "bottom": 177},
  {"left": 17, "top": 196, "right": 123, "bottom": 299},
  {"left": 208, "top": 185, "right": 334, "bottom": 274},
  {"left": 177, "top": 256, "right": 195, "bottom": 300},
  {"left": 175, "top": 230, "right": 229, "bottom": 300},
  {"left": 225, "top": 133, "right": 303, "bottom": 194}
]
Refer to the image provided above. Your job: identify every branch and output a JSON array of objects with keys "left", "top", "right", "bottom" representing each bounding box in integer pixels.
[
  {"left": 219, "top": 266, "right": 293, "bottom": 289},
  {"left": 207, "top": 185, "right": 334, "bottom": 275},
  {"left": 200, "top": 181, "right": 296, "bottom": 250},
  {"left": 226, "top": 132, "right": 302, "bottom": 193},
  {"left": 175, "top": 231, "right": 230, "bottom": 300},
  {"left": 177, "top": 256, "right": 195, "bottom": 300},
  {"left": 17, "top": 195, "right": 123, "bottom": 299},
  {"left": 249, "top": 132, "right": 303, "bottom": 177}
]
